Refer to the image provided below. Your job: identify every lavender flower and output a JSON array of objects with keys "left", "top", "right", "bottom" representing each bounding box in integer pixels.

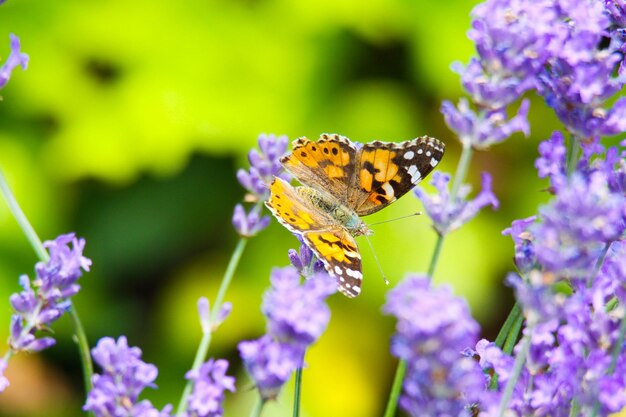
[
  {"left": 502, "top": 216, "right": 537, "bottom": 274},
  {"left": 262, "top": 267, "right": 336, "bottom": 346},
  {"left": 478, "top": 275, "right": 626, "bottom": 417},
  {"left": 232, "top": 204, "right": 270, "bottom": 238},
  {"left": 535, "top": 131, "right": 567, "bottom": 182},
  {"left": 0, "top": 34, "right": 28, "bottom": 89},
  {"left": 238, "top": 335, "right": 304, "bottom": 401},
  {"left": 464, "top": 0, "right": 566, "bottom": 108},
  {"left": 185, "top": 359, "right": 235, "bottom": 417},
  {"left": 383, "top": 275, "right": 484, "bottom": 416},
  {"left": 287, "top": 240, "right": 325, "bottom": 278},
  {"left": 84, "top": 336, "right": 172, "bottom": 417},
  {"left": 7, "top": 233, "right": 91, "bottom": 353},
  {"left": 535, "top": 1, "right": 626, "bottom": 139},
  {"left": 197, "top": 297, "right": 231, "bottom": 334},
  {"left": 531, "top": 170, "right": 626, "bottom": 279},
  {"left": 236, "top": 133, "right": 289, "bottom": 201},
  {"left": 238, "top": 266, "right": 335, "bottom": 401},
  {"left": 414, "top": 171, "right": 498, "bottom": 235},
  {"left": 440, "top": 98, "right": 530, "bottom": 149}
]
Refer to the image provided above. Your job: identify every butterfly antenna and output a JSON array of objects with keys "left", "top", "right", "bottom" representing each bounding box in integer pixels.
[
  {"left": 367, "top": 212, "right": 422, "bottom": 227},
  {"left": 363, "top": 234, "right": 389, "bottom": 285}
]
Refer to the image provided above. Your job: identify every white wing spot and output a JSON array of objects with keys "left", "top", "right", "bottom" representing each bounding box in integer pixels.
[
  {"left": 426, "top": 150, "right": 432, "bottom": 157},
  {"left": 346, "top": 269, "right": 362, "bottom": 279},
  {"left": 382, "top": 182, "right": 394, "bottom": 197},
  {"left": 408, "top": 165, "right": 421, "bottom": 182},
  {"left": 417, "top": 148, "right": 424, "bottom": 154},
  {"left": 430, "top": 157, "right": 438, "bottom": 167},
  {"left": 403, "top": 151, "right": 415, "bottom": 160},
  {"left": 334, "top": 266, "right": 343, "bottom": 275}
]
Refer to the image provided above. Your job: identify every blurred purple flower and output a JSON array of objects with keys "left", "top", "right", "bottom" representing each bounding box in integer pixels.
[
  {"left": 238, "top": 335, "right": 304, "bottom": 401},
  {"left": 383, "top": 275, "right": 484, "bottom": 416},
  {"left": 0, "top": 358, "right": 8, "bottom": 393},
  {"left": 8, "top": 233, "right": 91, "bottom": 353},
  {"left": 197, "top": 297, "right": 231, "bottom": 334},
  {"left": 236, "top": 133, "right": 290, "bottom": 201},
  {"left": 0, "top": 34, "right": 29, "bottom": 89},
  {"left": 238, "top": 266, "right": 335, "bottom": 401},
  {"left": 414, "top": 171, "right": 498, "bottom": 235},
  {"left": 232, "top": 204, "right": 270, "bottom": 238},
  {"left": 262, "top": 267, "right": 336, "bottom": 346},
  {"left": 84, "top": 336, "right": 172, "bottom": 417},
  {"left": 185, "top": 359, "right": 235, "bottom": 417},
  {"left": 440, "top": 98, "right": 530, "bottom": 149}
]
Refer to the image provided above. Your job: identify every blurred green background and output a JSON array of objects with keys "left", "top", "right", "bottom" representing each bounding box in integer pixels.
[{"left": 0, "top": 0, "right": 571, "bottom": 416}]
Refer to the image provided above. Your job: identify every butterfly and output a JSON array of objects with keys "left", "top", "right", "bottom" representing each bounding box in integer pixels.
[{"left": 265, "top": 133, "right": 445, "bottom": 297}]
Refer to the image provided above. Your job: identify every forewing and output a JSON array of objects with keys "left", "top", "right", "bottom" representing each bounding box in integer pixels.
[
  {"left": 350, "top": 136, "right": 445, "bottom": 216},
  {"left": 280, "top": 133, "right": 357, "bottom": 204},
  {"left": 303, "top": 228, "right": 363, "bottom": 298},
  {"left": 265, "top": 177, "right": 333, "bottom": 233}
]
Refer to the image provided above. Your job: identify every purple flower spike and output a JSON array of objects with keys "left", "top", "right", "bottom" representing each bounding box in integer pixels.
[
  {"left": 262, "top": 267, "right": 336, "bottom": 346},
  {"left": 384, "top": 275, "right": 484, "bottom": 416},
  {"left": 232, "top": 204, "right": 270, "bottom": 238},
  {"left": 237, "top": 133, "right": 290, "bottom": 201},
  {"left": 0, "top": 34, "right": 29, "bottom": 89},
  {"left": 185, "top": 359, "right": 235, "bottom": 417},
  {"left": 414, "top": 171, "right": 498, "bottom": 235},
  {"left": 287, "top": 241, "right": 325, "bottom": 278},
  {"left": 238, "top": 335, "right": 304, "bottom": 401},
  {"left": 441, "top": 99, "right": 530, "bottom": 149},
  {"left": 8, "top": 233, "right": 91, "bottom": 354},
  {"left": 84, "top": 336, "right": 171, "bottom": 417},
  {"left": 0, "top": 358, "right": 9, "bottom": 393},
  {"left": 532, "top": 171, "right": 626, "bottom": 279}
]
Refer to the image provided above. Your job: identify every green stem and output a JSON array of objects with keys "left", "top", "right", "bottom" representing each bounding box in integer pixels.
[
  {"left": 249, "top": 395, "right": 265, "bottom": 417},
  {"left": 566, "top": 134, "right": 580, "bottom": 176},
  {"left": 450, "top": 145, "right": 474, "bottom": 201},
  {"left": 427, "top": 234, "right": 444, "bottom": 279},
  {"left": 175, "top": 237, "right": 248, "bottom": 416},
  {"left": 497, "top": 330, "right": 532, "bottom": 417},
  {"left": 0, "top": 168, "right": 94, "bottom": 398},
  {"left": 69, "top": 305, "right": 94, "bottom": 392},
  {"left": 502, "top": 312, "right": 524, "bottom": 355},
  {"left": 382, "top": 359, "right": 407, "bottom": 417},
  {"left": 0, "top": 169, "right": 48, "bottom": 261},
  {"left": 489, "top": 305, "right": 522, "bottom": 391},
  {"left": 426, "top": 144, "right": 474, "bottom": 281},
  {"left": 293, "top": 365, "right": 303, "bottom": 417},
  {"left": 494, "top": 302, "right": 522, "bottom": 349}
]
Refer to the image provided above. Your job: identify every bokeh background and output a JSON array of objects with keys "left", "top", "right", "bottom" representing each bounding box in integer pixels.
[{"left": 0, "top": 1, "right": 591, "bottom": 416}]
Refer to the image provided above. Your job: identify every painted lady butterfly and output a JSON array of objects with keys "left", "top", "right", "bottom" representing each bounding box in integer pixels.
[{"left": 266, "top": 133, "right": 445, "bottom": 297}]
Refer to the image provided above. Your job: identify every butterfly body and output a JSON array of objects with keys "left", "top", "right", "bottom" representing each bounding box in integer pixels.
[{"left": 266, "top": 133, "right": 444, "bottom": 297}]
